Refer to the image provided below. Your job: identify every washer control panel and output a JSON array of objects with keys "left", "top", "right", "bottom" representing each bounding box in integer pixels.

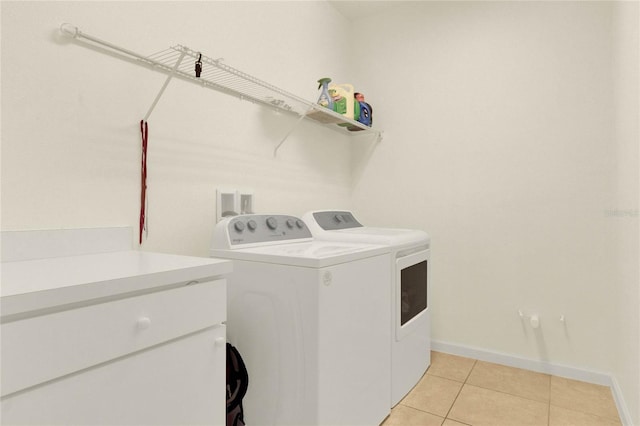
[
  {"left": 312, "top": 211, "right": 363, "bottom": 231},
  {"left": 225, "top": 214, "right": 312, "bottom": 246}
]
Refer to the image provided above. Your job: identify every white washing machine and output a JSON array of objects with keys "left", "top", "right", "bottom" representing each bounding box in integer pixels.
[
  {"left": 302, "top": 210, "right": 431, "bottom": 407},
  {"left": 211, "top": 214, "right": 392, "bottom": 426}
]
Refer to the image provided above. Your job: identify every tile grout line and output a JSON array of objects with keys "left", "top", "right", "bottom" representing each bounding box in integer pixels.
[
  {"left": 432, "top": 353, "right": 621, "bottom": 426},
  {"left": 463, "top": 357, "right": 554, "bottom": 406},
  {"left": 458, "top": 359, "right": 552, "bottom": 406},
  {"left": 461, "top": 381, "right": 552, "bottom": 406},
  {"left": 546, "top": 376, "right": 621, "bottom": 424},
  {"left": 442, "top": 358, "right": 478, "bottom": 422}
]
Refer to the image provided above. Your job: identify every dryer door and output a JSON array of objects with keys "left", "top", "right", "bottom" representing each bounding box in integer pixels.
[{"left": 395, "top": 249, "right": 429, "bottom": 341}]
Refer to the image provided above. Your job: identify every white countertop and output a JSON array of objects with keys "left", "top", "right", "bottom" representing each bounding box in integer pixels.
[{"left": 1, "top": 250, "right": 232, "bottom": 318}]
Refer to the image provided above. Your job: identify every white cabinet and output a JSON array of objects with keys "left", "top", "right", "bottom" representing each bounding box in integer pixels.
[
  {"left": 1, "top": 279, "right": 228, "bottom": 425},
  {"left": 1, "top": 231, "right": 232, "bottom": 426},
  {"left": 2, "top": 324, "right": 226, "bottom": 425}
]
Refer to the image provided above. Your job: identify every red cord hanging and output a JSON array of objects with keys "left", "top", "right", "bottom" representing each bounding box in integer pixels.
[{"left": 139, "top": 120, "right": 148, "bottom": 244}]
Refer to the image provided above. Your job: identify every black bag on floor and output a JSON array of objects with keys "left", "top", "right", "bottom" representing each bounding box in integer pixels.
[{"left": 227, "top": 343, "right": 249, "bottom": 426}]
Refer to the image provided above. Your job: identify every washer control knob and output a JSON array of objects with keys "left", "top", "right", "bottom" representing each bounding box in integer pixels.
[
  {"left": 286, "top": 218, "right": 295, "bottom": 229},
  {"left": 266, "top": 217, "right": 278, "bottom": 230},
  {"left": 296, "top": 219, "right": 304, "bottom": 229},
  {"left": 333, "top": 214, "right": 343, "bottom": 223},
  {"left": 234, "top": 221, "right": 245, "bottom": 232},
  {"left": 247, "top": 220, "right": 257, "bottom": 231}
]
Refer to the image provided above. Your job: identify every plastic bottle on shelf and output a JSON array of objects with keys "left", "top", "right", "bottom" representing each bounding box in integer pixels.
[
  {"left": 317, "top": 78, "right": 334, "bottom": 110},
  {"left": 329, "top": 83, "right": 355, "bottom": 119}
]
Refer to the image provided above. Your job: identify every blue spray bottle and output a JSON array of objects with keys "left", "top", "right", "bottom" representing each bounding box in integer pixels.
[{"left": 317, "top": 78, "right": 334, "bottom": 110}]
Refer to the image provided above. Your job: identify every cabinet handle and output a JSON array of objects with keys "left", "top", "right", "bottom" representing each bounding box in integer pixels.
[
  {"left": 214, "top": 337, "right": 225, "bottom": 347},
  {"left": 136, "top": 316, "right": 152, "bottom": 330}
]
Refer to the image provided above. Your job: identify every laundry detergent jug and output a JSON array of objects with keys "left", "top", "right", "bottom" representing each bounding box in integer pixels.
[{"left": 329, "top": 83, "right": 355, "bottom": 119}]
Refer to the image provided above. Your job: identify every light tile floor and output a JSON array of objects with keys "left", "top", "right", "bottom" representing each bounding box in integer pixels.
[{"left": 382, "top": 351, "right": 621, "bottom": 426}]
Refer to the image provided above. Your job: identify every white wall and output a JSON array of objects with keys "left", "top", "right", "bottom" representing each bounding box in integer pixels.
[
  {"left": 611, "top": 1, "right": 640, "bottom": 423},
  {"left": 349, "top": 1, "right": 638, "bottom": 422},
  {"left": 1, "top": 1, "right": 356, "bottom": 256}
]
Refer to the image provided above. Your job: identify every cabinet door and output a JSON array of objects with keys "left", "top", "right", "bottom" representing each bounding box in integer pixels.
[
  {"left": 2, "top": 279, "right": 226, "bottom": 397},
  {"left": 1, "top": 325, "right": 226, "bottom": 426}
]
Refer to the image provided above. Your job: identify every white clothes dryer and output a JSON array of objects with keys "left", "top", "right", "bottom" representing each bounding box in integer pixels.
[
  {"left": 211, "top": 214, "right": 392, "bottom": 426},
  {"left": 302, "top": 210, "right": 431, "bottom": 407}
]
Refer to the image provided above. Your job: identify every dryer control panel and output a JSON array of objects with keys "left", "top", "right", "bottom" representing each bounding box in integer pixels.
[
  {"left": 214, "top": 214, "right": 312, "bottom": 248},
  {"left": 312, "top": 211, "right": 363, "bottom": 231}
]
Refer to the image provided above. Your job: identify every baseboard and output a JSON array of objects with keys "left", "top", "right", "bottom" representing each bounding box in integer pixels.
[
  {"left": 431, "top": 339, "right": 633, "bottom": 426},
  {"left": 610, "top": 376, "right": 634, "bottom": 426}
]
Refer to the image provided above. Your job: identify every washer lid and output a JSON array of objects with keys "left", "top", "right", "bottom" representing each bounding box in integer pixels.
[{"left": 211, "top": 240, "right": 389, "bottom": 268}]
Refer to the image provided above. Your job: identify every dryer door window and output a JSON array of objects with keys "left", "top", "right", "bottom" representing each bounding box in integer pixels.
[
  {"left": 395, "top": 249, "right": 430, "bottom": 341},
  {"left": 400, "top": 260, "right": 428, "bottom": 325}
]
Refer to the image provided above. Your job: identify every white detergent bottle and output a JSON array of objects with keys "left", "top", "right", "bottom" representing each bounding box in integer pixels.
[{"left": 329, "top": 83, "right": 355, "bottom": 119}]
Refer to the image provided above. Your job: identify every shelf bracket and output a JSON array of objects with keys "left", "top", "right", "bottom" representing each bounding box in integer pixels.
[
  {"left": 273, "top": 111, "right": 310, "bottom": 157},
  {"left": 143, "top": 51, "right": 186, "bottom": 121},
  {"left": 59, "top": 23, "right": 186, "bottom": 122}
]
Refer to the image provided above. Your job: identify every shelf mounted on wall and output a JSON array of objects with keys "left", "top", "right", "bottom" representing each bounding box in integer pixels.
[{"left": 59, "top": 23, "right": 383, "bottom": 156}]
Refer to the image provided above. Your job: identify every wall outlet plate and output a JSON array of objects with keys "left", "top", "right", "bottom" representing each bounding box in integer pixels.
[{"left": 216, "top": 188, "right": 254, "bottom": 222}]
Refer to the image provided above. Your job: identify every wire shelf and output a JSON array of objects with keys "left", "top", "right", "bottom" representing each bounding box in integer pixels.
[
  {"left": 60, "top": 24, "right": 382, "bottom": 154},
  {"left": 145, "top": 45, "right": 309, "bottom": 116}
]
